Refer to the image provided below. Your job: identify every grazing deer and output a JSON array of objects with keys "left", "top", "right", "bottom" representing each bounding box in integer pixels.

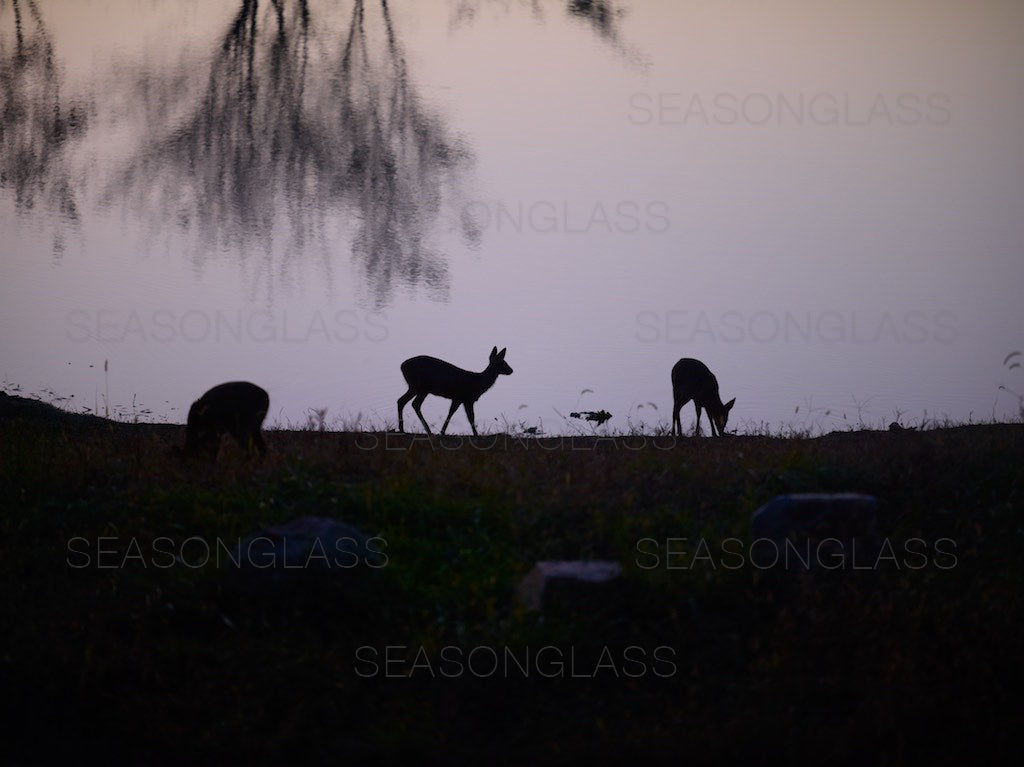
[
  {"left": 184, "top": 381, "right": 269, "bottom": 458},
  {"left": 671, "top": 358, "right": 735, "bottom": 437},
  {"left": 397, "top": 347, "right": 513, "bottom": 436}
]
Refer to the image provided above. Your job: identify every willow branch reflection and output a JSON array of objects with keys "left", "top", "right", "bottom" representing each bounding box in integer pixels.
[
  {"left": 0, "top": 0, "right": 86, "bottom": 245},
  {"left": 449, "top": 0, "right": 636, "bottom": 57},
  {"left": 566, "top": 0, "right": 624, "bottom": 44},
  {"left": 107, "top": 0, "right": 473, "bottom": 307}
]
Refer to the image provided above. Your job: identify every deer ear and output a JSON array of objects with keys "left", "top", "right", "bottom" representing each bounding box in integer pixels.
[
  {"left": 491, "top": 346, "right": 498, "bottom": 357},
  {"left": 498, "top": 347, "right": 507, "bottom": 359},
  {"left": 724, "top": 398, "right": 735, "bottom": 412}
]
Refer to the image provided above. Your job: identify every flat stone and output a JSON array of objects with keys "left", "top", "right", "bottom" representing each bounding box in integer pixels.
[
  {"left": 229, "top": 516, "right": 385, "bottom": 592},
  {"left": 750, "top": 493, "right": 879, "bottom": 571},
  {"left": 517, "top": 560, "right": 623, "bottom": 611}
]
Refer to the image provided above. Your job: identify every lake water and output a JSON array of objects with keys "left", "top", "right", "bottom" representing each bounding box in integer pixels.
[{"left": 3, "top": 0, "right": 1023, "bottom": 434}]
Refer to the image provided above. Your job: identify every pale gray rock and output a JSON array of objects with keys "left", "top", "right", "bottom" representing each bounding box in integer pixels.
[{"left": 517, "top": 560, "right": 623, "bottom": 611}]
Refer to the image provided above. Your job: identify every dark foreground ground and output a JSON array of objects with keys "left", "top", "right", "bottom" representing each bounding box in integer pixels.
[{"left": 1, "top": 393, "right": 1022, "bottom": 765}]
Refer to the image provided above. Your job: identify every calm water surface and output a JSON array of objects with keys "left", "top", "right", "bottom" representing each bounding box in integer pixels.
[{"left": 2, "top": 0, "right": 1023, "bottom": 433}]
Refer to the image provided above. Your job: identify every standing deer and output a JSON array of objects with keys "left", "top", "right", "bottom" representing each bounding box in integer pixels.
[
  {"left": 671, "top": 358, "right": 735, "bottom": 437},
  {"left": 397, "top": 347, "right": 513, "bottom": 436},
  {"left": 184, "top": 381, "right": 269, "bottom": 458}
]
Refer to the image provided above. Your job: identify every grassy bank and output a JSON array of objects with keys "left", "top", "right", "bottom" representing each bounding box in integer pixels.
[{"left": 1, "top": 395, "right": 1022, "bottom": 765}]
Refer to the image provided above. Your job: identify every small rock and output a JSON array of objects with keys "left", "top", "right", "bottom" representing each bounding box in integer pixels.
[
  {"left": 229, "top": 516, "right": 385, "bottom": 593},
  {"left": 517, "top": 560, "right": 623, "bottom": 611},
  {"left": 750, "top": 493, "right": 879, "bottom": 571}
]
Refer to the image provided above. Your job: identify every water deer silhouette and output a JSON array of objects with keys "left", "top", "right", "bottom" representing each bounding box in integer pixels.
[
  {"left": 671, "top": 358, "right": 735, "bottom": 437},
  {"left": 397, "top": 347, "right": 513, "bottom": 436}
]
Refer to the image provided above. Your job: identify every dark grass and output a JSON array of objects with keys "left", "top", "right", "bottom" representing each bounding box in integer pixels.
[{"left": 1, "top": 394, "right": 1022, "bottom": 765}]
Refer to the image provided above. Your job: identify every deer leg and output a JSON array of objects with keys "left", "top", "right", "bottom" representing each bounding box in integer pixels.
[
  {"left": 233, "top": 416, "right": 267, "bottom": 458},
  {"left": 693, "top": 403, "right": 703, "bottom": 437},
  {"left": 441, "top": 400, "right": 460, "bottom": 435},
  {"left": 463, "top": 401, "right": 477, "bottom": 436},
  {"left": 253, "top": 410, "right": 268, "bottom": 456},
  {"left": 397, "top": 389, "right": 415, "bottom": 432},
  {"left": 205, "top": 431, "right": 223, "bottom": 461},
  {"left": 253, "top": 430, "right": 267, "bottom": 458},
  {"left": 672, "top": 396, "right": 688, "bottom": 437},
  {"left": 411, "top": 393, "right": 432, "bottom": 436},
  {"left": 229, "top": 427, "right": 249, "bottom": 454}
]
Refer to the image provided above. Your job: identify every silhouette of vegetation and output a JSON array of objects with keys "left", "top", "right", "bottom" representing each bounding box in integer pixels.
[
  {"left": 570, "top": 408, "right": 612, "bottom": 426},
  {"left": 2, "top": 402, "right": 1021, "bottom": 763},
  {"left": 999, "top": 350, "right": 1023, "bottom": 419}
]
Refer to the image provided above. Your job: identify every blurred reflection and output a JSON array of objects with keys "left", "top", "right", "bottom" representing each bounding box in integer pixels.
[
  {"left": 0, "top": 0, "right": 86, "bottom": 246},
  {"left": 108, "top": 0, "right": 473, "bottom": 306},
  {"left": 337, "top": 0, "right": 473, "bottom": 304},
  {"left": 450, "top": 0, "right": 634, "bottom": 54},
  {"left": 566, "top": 0, "right": 624, "bottom": 43}
]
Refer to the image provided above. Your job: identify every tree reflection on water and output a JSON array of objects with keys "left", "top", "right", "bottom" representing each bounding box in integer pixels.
[
  {"left": 106, "top": 0, "right": 474, "bottom": 306},
  {"left": 0, "top": 0, "right": 86, "bottom": 253},
  {"left": 3, "top": 0, "right": 636, "bottom": 303}
]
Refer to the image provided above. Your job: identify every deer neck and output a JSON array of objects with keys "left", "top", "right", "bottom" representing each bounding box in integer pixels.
[{"left": 473, "top": 365, "right": 501, "bottom": 397}]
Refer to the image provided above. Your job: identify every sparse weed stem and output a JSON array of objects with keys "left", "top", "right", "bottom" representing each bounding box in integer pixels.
[
  {"left": 305, "top": 407, "right": 329, "bottom": 432},
  {"left": 621, "top": 400, "right": 661, "bottom": 437},
  {"left": 997, "top": 384, "right": 1024, "bottom": 422},
  {"left": 1, "top": 377, "right": 24, "bottom": 396},
  {"left": 848, "top": 394, "right": 872, "bottom": 430},
  {"left": 272, "top": 408, "right": 389, "bottom": 434},
  {"left": 552, "top": 407, "right": 585, "bottom": 436},
  {"left": 622, "top": 416, "right": 646, "bottom": 436},
  {"left": 494, "top": 411, "right": 544, "bottom": 437}
]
